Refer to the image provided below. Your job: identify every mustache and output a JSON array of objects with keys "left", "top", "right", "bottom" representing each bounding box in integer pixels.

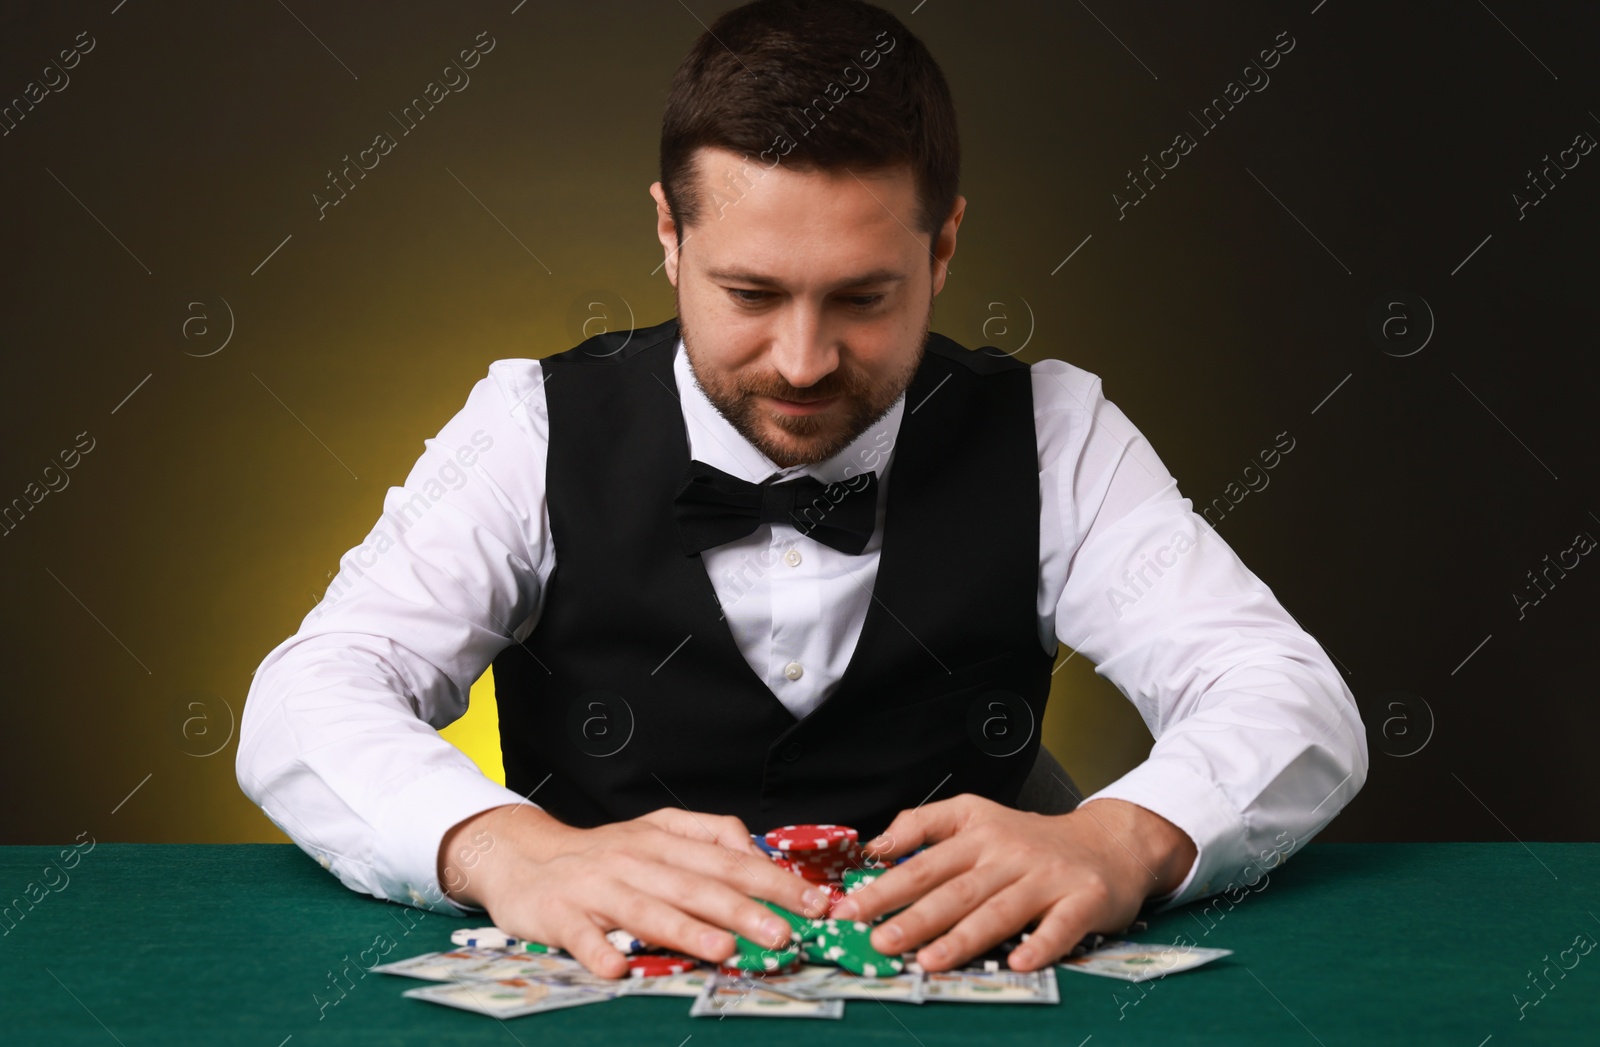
[{"left": 740, "top": 370, "right": 870, "bottom": 403}]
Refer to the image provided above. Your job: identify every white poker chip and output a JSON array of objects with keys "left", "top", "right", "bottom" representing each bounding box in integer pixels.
[
  {"left": 606, "top": 929, "right": 647, "bottom": 955},
  {"left": 451, "top": 926, "right": 518, "bottom": 948}
]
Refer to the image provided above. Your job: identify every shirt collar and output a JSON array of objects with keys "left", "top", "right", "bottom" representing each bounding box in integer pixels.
[{"left": 671, "top": 335, "right": 904, "bottom": 486}]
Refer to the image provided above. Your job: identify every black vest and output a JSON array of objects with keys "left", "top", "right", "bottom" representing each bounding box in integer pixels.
[{"left": 491, "top": 316, "right": 1056, "bottom": 838}]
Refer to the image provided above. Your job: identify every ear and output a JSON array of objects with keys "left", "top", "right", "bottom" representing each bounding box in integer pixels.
[
  {"left": 649, "top": 181, "right": 681, "bottom": 286},
  {"left": 930, "top": 194, "right": 966, "bottom": 297}
]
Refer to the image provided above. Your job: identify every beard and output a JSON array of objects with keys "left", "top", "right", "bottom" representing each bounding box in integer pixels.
[{"left": 678, "top": 291, "right": 931, "bottom": 469}]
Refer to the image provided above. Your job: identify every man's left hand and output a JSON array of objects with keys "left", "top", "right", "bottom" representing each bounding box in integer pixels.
[{"left": 828, "top": 794, "right": 1198, "bottom": 972}]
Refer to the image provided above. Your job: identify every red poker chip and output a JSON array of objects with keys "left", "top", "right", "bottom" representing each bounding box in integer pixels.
[
  {"left": 718, "top": 960, "right": 802, "bottom": 978},
  {"left": 773, "top": 866, "right": 844, "bottom": 885},
  {"left": 784, "top": 852, "right": 861, "bottom": 873},
  {"left": 787, "top": 848, "right": 855, "bottom": 863},
  {"left": 764, "top": 824, "right": 858, "bottom": 853},
  {"left": 627, "top": 953, "right": 699, "bottom": 977},
  {"left": 774, "top": 864, "right": 851, "bottom": 883}
]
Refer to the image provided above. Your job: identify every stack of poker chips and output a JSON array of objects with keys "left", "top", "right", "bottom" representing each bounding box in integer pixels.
[
  {"left": 758, "top": 823, "right": 882, "bottom": 916},
  {"left": 739, "top": 824, "right": 909, "bottom": 978},
  {"left": 799, "top": 917, "right": 905, "bottom": 977},
  {"left": 453, "top": 824, "right": 924, "bottom": 982},
  {"left": 716, "top": 932, "right": 803, "bottom": 977},
  {"left": 749, "top": 898, "right": 906, "bottom": 978}
]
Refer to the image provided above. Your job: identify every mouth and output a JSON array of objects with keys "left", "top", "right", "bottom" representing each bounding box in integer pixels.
[{"left": 764, "top": 394, "right": 837, "bottom": 417}]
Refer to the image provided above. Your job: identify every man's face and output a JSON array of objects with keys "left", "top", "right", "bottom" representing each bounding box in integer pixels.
[{"left": 651, "top": 147, "right": 964, "bottom": 469}]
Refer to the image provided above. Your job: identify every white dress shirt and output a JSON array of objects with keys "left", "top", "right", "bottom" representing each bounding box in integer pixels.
[{"left": 237, "top": 335, "right": 1368, "bottom": 917}]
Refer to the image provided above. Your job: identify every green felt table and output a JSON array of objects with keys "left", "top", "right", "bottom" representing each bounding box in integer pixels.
[{"left": 1, "top": 843, "right": 1596, "bottom": 1044}]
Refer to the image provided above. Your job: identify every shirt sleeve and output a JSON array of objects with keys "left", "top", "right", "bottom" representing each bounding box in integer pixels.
[
  {"left": 236, "top": 359, "right": 558, "bottom": 915},
  {"left": 1033, "top": 359, "right": 1368, "bottom": 909}
]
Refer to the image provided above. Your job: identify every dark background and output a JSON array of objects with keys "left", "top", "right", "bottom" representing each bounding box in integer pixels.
[{"left": 1, "top": 0, "right": 1595, "bottom": 852}]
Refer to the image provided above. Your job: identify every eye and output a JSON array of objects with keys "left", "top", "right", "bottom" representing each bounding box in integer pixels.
[
  {"left": 728, "top": 288, "right": 769, "bottom": 305},
  {"left": 844, "top": 295, "right": 885, "bottom": 310}
]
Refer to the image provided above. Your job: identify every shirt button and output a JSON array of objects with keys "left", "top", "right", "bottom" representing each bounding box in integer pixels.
[
  {"left": 783, "top": 661, "right": 804, "bottom": 681},
  {"left": 783, "top": 548, "right": 802, "bottom": 567}
]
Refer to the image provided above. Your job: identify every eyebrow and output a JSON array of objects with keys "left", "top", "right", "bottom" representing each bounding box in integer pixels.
[{"left": 702, "top": 266, "right": 909, "bottom": 290}]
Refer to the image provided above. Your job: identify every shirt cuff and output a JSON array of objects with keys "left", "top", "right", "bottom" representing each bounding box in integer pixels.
[
  {"left": 1082, "top": 757, "right": 1246, "bottom": 912},
  {"left": 372, "top": 764, "right": 541, "bottom": 917}
]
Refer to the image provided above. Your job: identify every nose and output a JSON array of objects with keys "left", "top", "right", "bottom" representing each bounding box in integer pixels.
[{"left": 767, "top": 309, "right": 839, "bottom": 390}]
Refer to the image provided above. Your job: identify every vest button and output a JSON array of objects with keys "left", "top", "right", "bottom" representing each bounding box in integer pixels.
[{"left": 782, "top": 741, "right": 803, "bottom": 762}]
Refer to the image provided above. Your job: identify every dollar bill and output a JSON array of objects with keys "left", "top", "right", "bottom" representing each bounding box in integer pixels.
[
  {"left": 919, "top": 967, "right": 1060, "bottom": 1004},
  {"left": 1057, "top": 941, "right": 1233, "bottom": 983}
]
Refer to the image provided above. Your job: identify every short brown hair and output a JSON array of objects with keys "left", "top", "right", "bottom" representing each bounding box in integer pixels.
[{"left": 659, "top": 0, "right": 960, "bottom": 253}]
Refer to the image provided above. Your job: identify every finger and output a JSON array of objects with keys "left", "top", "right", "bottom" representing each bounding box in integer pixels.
[
  {"left": 911, "top": 879, "right": 1045, "bottom": 972},
  {"left": 867, "top": 864, "right": 1023, "bottom": 965},
  {"left": 641, "top": 809, "right": 761, "bottom": 855},
  {"left": 554, "top": 912, "right": 629, "bottom": 978},
  {"left": 658, "top": 832, "right": 831, "bottom": 920},
  {"left": 832, "top": 832, "right": 973, "bottom": 923},
  {"left": 861, "top": 795, "right": 969, "bottom": 863},
  {"left": 596, "top": 884, "right": 752, "bottom": 962},
  {"left": 611, "top": 855, "right": 798, "bottom": 954},
  {"left": 1005, "top": 889, "right": 1105, "bottom": 972}
]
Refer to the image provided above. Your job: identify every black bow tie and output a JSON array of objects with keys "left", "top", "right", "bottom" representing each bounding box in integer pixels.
[{"left": 672, "top": 459, "right": 879, "bottom": 556}]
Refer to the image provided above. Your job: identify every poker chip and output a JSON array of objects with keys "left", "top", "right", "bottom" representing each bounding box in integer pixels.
[
  {"left": 799, "top": 941, "right": 838, "bottom": 966},
  {"left": 760, "top": 900, "right": 819, "bottom": 935},
  {"left": 811, "top": 919, "right": 905, "bottom": 978},
  {"left": 519, "top": 940, "right": 563, "bottom": 955},
  {"left": 772, "top": 849, "right": 861, "bottom": 886},
  {"left": 750, "top": 833, "right": 781, "bottom": 857},
  {"left": 719, "top": 958, "right": 802, "bottom": 978},
  {"left": 724, "top": 934, "right": 801, "bottom": 972},
  {"left": 606, "top": 929, "right": 647, "bottom": 955},
  {"left": 627, "top": 953, "right": 698, "bottom": 977},
  {"left": 451, "top": 927, "right": 517, "bottom": 949},
  {"left": 842, "top": 867, "right": 886, "bottom": 892},
  {"left": 771, "top": 856, "right": 802, "bottom": 877},
  {"left": 764, "top": 824, "right": 858, "bottom": 853}
]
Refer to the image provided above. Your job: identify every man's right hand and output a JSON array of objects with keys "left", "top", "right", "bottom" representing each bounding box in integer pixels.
[{"left": 436, "top": 803, "right": 831, "bottom": 978}]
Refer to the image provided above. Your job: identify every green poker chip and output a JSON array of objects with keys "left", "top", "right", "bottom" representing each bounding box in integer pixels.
[
  {"left": 760, "top": 899, "right": 821, "bottom": 936},
  {"left": 810, "top": 919, "right": 905, "bottom": 978},
  {"left": 799, "top": 940, "right": 839, "bottom": 966},
  {"left": 727, "top": 934, "right": 801, "bottom": 972},
  {"left": 841, "top": 867, "right": 887, "bottom": 890},
  {"left": 518, "top": 941, "right": 561, "bottom": 954}
]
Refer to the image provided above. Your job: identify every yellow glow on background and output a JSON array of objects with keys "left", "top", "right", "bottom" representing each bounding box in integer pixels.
[{"left": 438, "top": 669, "right": 506, "bottom": 786}]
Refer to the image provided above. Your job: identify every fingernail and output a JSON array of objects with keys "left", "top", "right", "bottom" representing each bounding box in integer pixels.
[
  {"left": 831, "top": 899, "right": 859, "bottom": 919},
  {"left": 760, "top": 917, "right": 787, "bottom": 944},
  {"left": 865, "top": 835, "right": 888, "bottom": 851},
  {"left": 1011, "top": 948, "right": 1033, "bottom": 967},
  {"left": 925, "top": 942, "right": 948, "bottom": 964},
  {"left": 877, "top": 923, "right": 903, "bottom": 948},
  {"left": 701, "top": 930, "right": 726, "bottom": 954}
]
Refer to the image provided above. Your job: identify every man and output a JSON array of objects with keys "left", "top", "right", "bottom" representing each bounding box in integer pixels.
[{"left": 237, "top": 0, "right": 1366, "bottom": 980}]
